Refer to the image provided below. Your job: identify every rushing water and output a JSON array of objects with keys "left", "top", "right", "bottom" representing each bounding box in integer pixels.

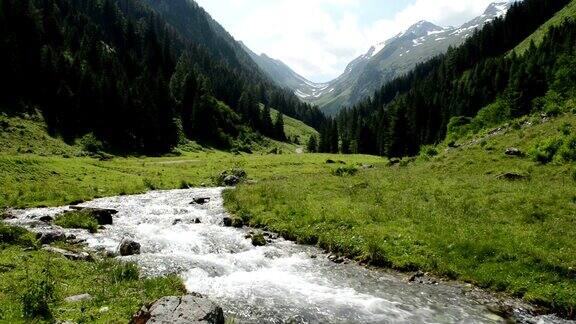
[{"left": 6, "top": 188, "right": 570, "bottom": 323}]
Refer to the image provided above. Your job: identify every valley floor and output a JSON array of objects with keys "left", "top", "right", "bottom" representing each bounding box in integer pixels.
[{"left": 1, "top": 113, "right": 575, "bottom": 321}]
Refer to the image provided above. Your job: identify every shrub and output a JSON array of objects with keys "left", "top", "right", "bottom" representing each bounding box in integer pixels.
[
  {"left": 21, "top": 269, "right": 55, "bottom": 319},
  {"left": 0, "top": 224, "right": 37, "bottom": 247},
  {"left": 558, "top": 135, "right": 576, "bottom": 162},
  {"left": 531, "top": 137, "right": 563, "bottom": 164},
  {"left": 54, "top": 210, "right": 99, "bottom": 233},
  {"left": 331, "top": 166, "right": 358, "bottom": 177},
  {"left": 419, "top": 145, "right": 438, "bottom": 158},
  {"left": 78, "top": 133, "right": 104, "bottom": 154}
]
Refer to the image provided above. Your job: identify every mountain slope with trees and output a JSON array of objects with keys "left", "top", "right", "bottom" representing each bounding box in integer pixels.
[
  {"left": 323, "top": 0, "right": 574, "bottom": 157},
  {"left": 0, "top": 0, "right": 324, "bottom": 154}
]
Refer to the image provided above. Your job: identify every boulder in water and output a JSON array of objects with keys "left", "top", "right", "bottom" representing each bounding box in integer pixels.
[
  {"left": 191, "top": 197, "right": 210, "bottom": 205},
  {"left": 119, "top": 239, "right": 141, "bottom": 256},
  {"left": 251, "top": 233, "right": 267, "bottom": 247},
  {"left": 131, "top": 295, "right": 224, "bottom": 324},
  {"left": 38, "top": 231, "right": 66, "bottom": 244},
  {"left": 39, "top": 215, "right": 53, "bottom": 223},
  {"left": 222, "top": 217, "right": 232, "bottom": 227}
]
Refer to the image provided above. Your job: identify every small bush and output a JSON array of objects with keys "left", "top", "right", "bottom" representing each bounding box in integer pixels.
[
  {"left": 419, "top": 145, "right": 438, "bottom": 158},
  {"left": 78, "top": 133, "right": 104, "bottom": 154},
  {"left": 331, "top": 166, "right": 358, "bottom": 177},
  {"left": 21, "top": 269, "right": 55, "bottom": 319},
  {"left": 54, "top": 210, "right": 99, "bottom": 233},
  {"left": 558, "top": 135, "right": 576, "bottom": 162},
  {"left": 111, "top": 262, "right": 139, "bottom": 282},
  {"left": 559, "top": 122, "right": 572, "bottom": 136},
  {"left": 0, "top": 224, "right": 37, "bottom": 247},
  {"left": 531, "top": 137, "right": 563, "bottom": 164}
]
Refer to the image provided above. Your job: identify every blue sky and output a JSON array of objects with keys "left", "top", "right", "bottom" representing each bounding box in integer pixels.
[{"left": 195, "top": 0, "right": 501, "bottom": 82}]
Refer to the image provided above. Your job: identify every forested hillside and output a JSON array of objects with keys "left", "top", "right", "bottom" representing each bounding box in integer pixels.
[
  {"left": 322, "top": 0, "right": 574, "bottom": 157},
  {"left": 0, "top": 0, "right": 324, "bottom": 154}
]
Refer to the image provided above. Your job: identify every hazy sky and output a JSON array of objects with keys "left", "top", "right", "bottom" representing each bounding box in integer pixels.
[{"left": 195, "top": 0, "right": 502, "bottom": 82}]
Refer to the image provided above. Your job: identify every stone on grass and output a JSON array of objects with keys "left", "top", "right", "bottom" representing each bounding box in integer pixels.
[
  {"left": 43, "top": 246, "right": 92, "bottom": 261},
  {"left": 65, "top": 293, "right": 92, "bottom": 303},
  {"left": 505, "top": 148, "right": 524, "bottom": 157}
]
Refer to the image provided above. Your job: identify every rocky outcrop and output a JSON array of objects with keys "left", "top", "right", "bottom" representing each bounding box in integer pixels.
[
  {"left": 119, "top": 239, "right": 141, "bottom": 256},
  {"left": 131, "top": 295, "right": 225, "bottom": 324}
]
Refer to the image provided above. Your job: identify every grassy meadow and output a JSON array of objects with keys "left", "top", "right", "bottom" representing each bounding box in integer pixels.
[
  {"left": 1, "top": 112, "right": 575, "bottom": 319},
  {"left": 224, "top": 113, "right": 576, "bottom": 315}
]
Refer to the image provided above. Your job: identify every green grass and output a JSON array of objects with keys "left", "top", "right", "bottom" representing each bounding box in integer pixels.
[
  {"left": 0, "top": 225, "right": 186, "bottom": 323},
  {"left": 224, "top": 113, "right": 576, "bottom": 315},
  {"left": 0, "top": 150, "right": 382, "bottom": 209},
  {"left": 513, "top": 0, "right": 576, "bottom": 55},
  {"left": 2, "top": 111, "right": 576, "bottom": 317},
  {"left": 270, "top": 108, "right": 319, "bottom": 145},
  {"left": 54, "top": 210, "right": 99, "bottom": 233}
]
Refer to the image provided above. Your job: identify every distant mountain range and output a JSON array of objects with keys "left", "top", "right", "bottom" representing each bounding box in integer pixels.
[{"left": 246, "top": 2, "right": 511, "bottom": 115}]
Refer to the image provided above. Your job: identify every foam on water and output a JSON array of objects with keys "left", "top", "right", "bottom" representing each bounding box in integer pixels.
[{"left": 7, "top": 188, "right": 568, "bottom": 323}]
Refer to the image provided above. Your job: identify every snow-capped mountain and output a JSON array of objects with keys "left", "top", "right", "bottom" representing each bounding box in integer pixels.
[{"left": 246, "top": 2, "right": 512, "bottom": 116}]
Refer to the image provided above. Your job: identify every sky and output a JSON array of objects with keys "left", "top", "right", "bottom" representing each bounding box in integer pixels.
[{"left": 194, "top": 0, "right": 503, "bottom": 83}]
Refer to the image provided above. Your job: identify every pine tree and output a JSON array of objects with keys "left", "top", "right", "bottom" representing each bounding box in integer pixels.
[
  {"left": 274, "top": 112, "right": 286, "bottom": 141},
  {"left": 307, "top": 135, "right": 318, "bottom": 153}
]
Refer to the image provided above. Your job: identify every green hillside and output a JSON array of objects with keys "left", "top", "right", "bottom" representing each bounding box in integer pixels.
[
  {"left": 513, "top": 0, "right": 576, "bottom": 55},
  {"left": 270, "top": 108, "right": 319, "bottom": 145}
]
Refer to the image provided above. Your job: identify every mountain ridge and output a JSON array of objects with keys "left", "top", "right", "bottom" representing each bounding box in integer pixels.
[{"left": 247, "top": 2, "right": 512, "bottom": 116}]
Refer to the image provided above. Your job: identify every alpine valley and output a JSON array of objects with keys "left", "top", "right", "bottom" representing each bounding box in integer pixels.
[{"left": 248, "top": 2, "right": 512, "bottom": 115}]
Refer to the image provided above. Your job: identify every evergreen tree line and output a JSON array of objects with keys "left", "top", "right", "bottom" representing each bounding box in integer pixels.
[
  {"left": 0, "top": 0, "right": 324, "bottom": 153},
  {"left": 316, "top": 0, "right": 573, "bottom": 157}
]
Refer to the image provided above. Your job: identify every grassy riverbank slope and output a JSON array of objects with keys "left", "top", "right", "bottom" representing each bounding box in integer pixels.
[{"left": 225, "top": 112, "right": 576, "bottom": 316}]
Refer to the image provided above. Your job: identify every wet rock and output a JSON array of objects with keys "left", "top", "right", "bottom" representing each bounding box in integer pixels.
[
  {"left": 222, "top": 217, "right": 232, "bottom": 227},
  {"left": 1, "top": 210, "right": 16, "bottom": 220},
  {"left": 251, "top": 233, "right": 267, "bottom": 247},
  {"left": 69, "top": 199, "right": 85, "bottom": 206},
  {"left": 65, "top": 293, "right": 92, "bottom": 303},
  {"left": 194, "top": 218, "right": 202, "bottom": 224},
  {"left": 496, "top": 172, "right": 529, "bottom": 181},
  {"left": 39, "top": 215, "right": 53, "bottom": 223},
  {"left": 232, "top": 218, "right": 244, "bottom": 228},
  {"left": 191, "top": 197, "right": 210, "bottom": 205},
  {"left": 119, "top": 239, "right": 141, "bottom": 256},
  {"left": 310, "top": 255, "right": 317, "bottom": 259},
  {"left": 172, "top": 219, "right": 182, "bottom": 226},
  {"left": 408, "top": 271, "right": 425, "bottom": 282},
  {"left": 38, "top": 231, "right": 66, "bottom": 244},
  {"left": 505, "top": 148, "right": 524, "bottom": 157},
  {"left": 43, "top": 246, "right": 92, "bottom": 261},
  {"left": 328, "top": 254, "right": 345, "bottom": 264},
  {"left": 131, "top": 295, "right": 224, "bottom": 324},
  {"left": 68, "top": 207, "right": 118, "bottom": 225}
]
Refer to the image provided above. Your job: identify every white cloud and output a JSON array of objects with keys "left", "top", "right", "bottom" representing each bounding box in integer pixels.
[{"left": 195, "top": 0, "right": 503, "bottom": 82}]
